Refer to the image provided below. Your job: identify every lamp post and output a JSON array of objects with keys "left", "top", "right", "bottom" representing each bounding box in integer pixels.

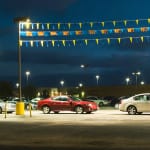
[
  {"left": 125, "top": 77, "right": 130, "bottom": 85},
  {"left": 132, "top": 71, "right": 141, "bottom": 86},
  {"left": 95, "top": 75, "right": 100, "bottom": 85},
  {"left": 60, "top": 80, "right": 64, "bottom": 87},
  {"left": 14, "top": 17, "right": 30, "bottom": 115},
  {"left": 25, "top": 71, "right": 30, "bottom": 85}
]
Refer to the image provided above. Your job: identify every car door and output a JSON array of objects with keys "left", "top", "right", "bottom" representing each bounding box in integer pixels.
[
  {"left": 133, "top": 95, "right": 150, "bottom": 112},
  {"left": 58, "top": 96, "right": 72, "bottom": 111}
]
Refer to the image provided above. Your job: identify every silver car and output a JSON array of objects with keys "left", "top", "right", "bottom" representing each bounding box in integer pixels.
[
  {"left": 0, "top": 100, "right": 16, "bottom": 114},
  {"left": 85, "top": 96, "right": 111, "bottom": 107},
  {"left": 119, "top": 93, "right": 150, "bottom": 115}
]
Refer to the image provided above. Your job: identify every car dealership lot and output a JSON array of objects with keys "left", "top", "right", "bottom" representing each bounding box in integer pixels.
[{"left": 1, "top": 109, "right": 150, "bottom": 150}]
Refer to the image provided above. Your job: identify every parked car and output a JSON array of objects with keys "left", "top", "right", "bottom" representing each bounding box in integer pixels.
[
  {"left": 0, "top": 100, "right": 16, "bottom": 114},
  {"left": 7, "top": 97, "right": 29, "bottom": 109},
  {"left": 26, "top": 97, "right": 44, "bottom": 110},
  {"left": 37, "top": 95, "right": 98, "bottom": 114},
  {"left": 84, "top": 96, "right": 111, "bottom": 107},
  {"left": 119, "top": 93, "right": 150, "bottom": 115}
]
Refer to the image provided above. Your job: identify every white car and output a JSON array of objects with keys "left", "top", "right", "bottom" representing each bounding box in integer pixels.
[
  {"left": 85, "top": 96, "right": 111, "bottom": 107},
  {"left": 119, "top": 93, "right": 150, "bottom": 115},
  {"left": 0, "top": 100, "right": 16, "bottom": 114}
]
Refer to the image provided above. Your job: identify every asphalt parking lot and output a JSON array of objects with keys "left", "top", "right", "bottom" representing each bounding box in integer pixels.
[{"left": 1, "top": 108, "right": 150, "bottom": 150}]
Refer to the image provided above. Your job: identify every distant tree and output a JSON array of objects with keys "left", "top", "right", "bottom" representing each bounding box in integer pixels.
[
  {"left": 22, "top": 85, "right": 37, "bottom": 100},
  {"left": 0, "top": 81, "right": 13, "bottom": 97}
]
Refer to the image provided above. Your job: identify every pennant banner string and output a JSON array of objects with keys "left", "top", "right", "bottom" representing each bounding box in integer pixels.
[{"left": 20, "top": 18, "right": 150, "bottom": 30}]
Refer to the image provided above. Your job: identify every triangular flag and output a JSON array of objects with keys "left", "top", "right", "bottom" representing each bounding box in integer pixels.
[
  {"left": 30, "top": 41, "right": 33, "bottom": 47},
  {"left": 101, "top": 22, "right": 105, "bottom": 27},
  {"left": 130, "top": 37, "right": 133, "bottom": 43},
  {"left": 52, "top": 40, "right": 55, "bottom": 47},
  {"left": 118, "top": 38, "right": 121, "bottom": 44},
  {"left": 96, "top": 39, "right": 99, "bottom": 45},
  {"left": 47, "top": 23, "right": 50, "bottom": 29},
  {"left": 36, "top": 23, "right": 39, "bottom": 29},
  {"left": 62, "top": 40, "right": 66, "bottom": 46},
  {"left": 136, "top": 19, "right": 139, "bottom": 25},
  {"left": 107, "top": 38, "right": 110, "bottom": 44},
  {"left": 73, "top": 40, "right": 76, "bottom": 46},
  {"left": 124, "top": 20, "right": 127, "bottom": 26},
  {"left": 90, "top": 22, "right": 93, "bottom": 28},
  {"left": 113, "top": 21, "right": 116, "bottom": 26},
  {"left": 85, "top": 39, "right": 88, "bottom": 45},
  {"left": 141, "top": 36, "right": 144, "bottom": 43},
  {"left": 58, "top": 23, "right": 60, "bottom": 29},
  {"left": 79, "top": 22, "right": 82, "bottom": 28},
  {"left": 68, "top": 23, "right": 71, "bottom": 29},
  {"left": 41, "top": 41, "right": 44, "bottom": 47}
]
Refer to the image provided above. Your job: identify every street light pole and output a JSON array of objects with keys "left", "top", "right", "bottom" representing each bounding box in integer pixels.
[
  {"left": 132, "top": 72, "right": 141, "bottom": 86},
  {"left": 14, "top": 17, "right": 30, "bottom": 115}
]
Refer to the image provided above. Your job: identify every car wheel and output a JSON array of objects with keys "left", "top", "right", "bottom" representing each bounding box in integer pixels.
[
  {"left": 75, "top": 106, "right": 84, "bottom": 114},
  {"left": 86, "top": 111, "right": 92, "bottom": 114},
  {"left": 99, "top": 102, "right": 104, "bottom": 107},
  {"left": 127, "top": 106, "right": 137, "bottom": 115},
  {"left": 42, "top": 106, "right": 51, "bottom": 114},
  {"left": 0, "top": 107, "right": 2, "bottom": 114}
]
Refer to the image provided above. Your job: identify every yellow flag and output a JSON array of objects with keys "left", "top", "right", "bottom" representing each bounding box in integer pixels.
[
  {"left": 73, "top": 40, "right": 76, "bottom": 46},
  {"left": 62, "top": 40, "right": 65, "bottom": 46},
  {"left": 26, "top": 23, "right": 30, "bottom": 29},
  {"left": 47, "top": 23, "right": 50, "bottom": 29},
  {"left": 101, "top": 22, "right": 105, "bottom": 27},
  {"left": 107, "top": 38, "right": 110, "bottom": 44},
  {"left": 136, "top": 19, "right": 139, "bottom": 25},
  {"left": 124, "top": 20, "right": 127, "bottom": 26},
  {"left": 85, "top": 39, "right": 88, "bottom": 45},
  {"left": 36, "top": 23, "right": 39, "bottom": 29},
  {"left": 19, "top": 40, "right": 22, "bottom": 47},
  {"left": 79, "top": 22, "right": 82, "bottom": 28},
  {"left": 118, "top": 38, "right": 121, "bottom": 44},
  {"left": 96, "top": 39, "right": 99, "bottom": 45},
  {"left": 52, "top": 40, "right": 55, "bottom": 47},
  {"left": 68, "top": 23, "right": 71, "bottom": 29},
  {"left": 130, "top": 37, "right": 133, "bottom": 43},
  {"left": 58, "top": 23, "right": 60, "bottom": 29},
  {"left": 90, "top": 22, "right": 93, "bottom": 28},
  {"left": 113, "top": 21, "right": 116, "bottom": 26},
  {"left": 41, "top": 41, "right": 44, "bottom": 47},
  {"left": 141, "top": 36, "right": 144, "bottom": 43},
  {"left": 30, "top": 41, "right": 33, "bottom": 47}
]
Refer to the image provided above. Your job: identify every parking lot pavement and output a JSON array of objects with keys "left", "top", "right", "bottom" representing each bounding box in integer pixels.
[{"left": 1, "top": 109, "right": 150, "bottom": 150}]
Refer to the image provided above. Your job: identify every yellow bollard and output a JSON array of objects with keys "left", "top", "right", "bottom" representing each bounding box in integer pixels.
[
  {"left": 16, "top": 102, "right": 24, "bottom": 115},
  {"left": 4, "top": 101, "right": 7, "bottom": 118},
  {"left": 29, "top": 103, "right": 32, "bottom": 117}
]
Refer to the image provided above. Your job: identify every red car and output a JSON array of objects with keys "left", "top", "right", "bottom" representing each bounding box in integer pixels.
[{"left": 37, "top": 95, "right": 98, "bottom": 114}]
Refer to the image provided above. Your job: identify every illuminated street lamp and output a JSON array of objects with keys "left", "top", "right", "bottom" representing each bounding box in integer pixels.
[
  {"left": 79, "top": 83, "right": 83, "bottom": 87},
  {"left": 140, "top": 81, "right": 145, "bottom": 85},
  {"left": 16, "top": 83, "right": 19, "bottom": 88},
  {"left": 95, "top": 75, "right": 100, "bottom": 85},
  {"left": 60, "top": 80, "right": 64, "bottom": 87},
  {"left": 25, "top": 71, "right": 30, "bottom": 85},
  {"left": 132, "top": 71, "right": 141, "bottom": 86},
  {"left": 125, "top": 77, "right": 130, "bottom": 85}
]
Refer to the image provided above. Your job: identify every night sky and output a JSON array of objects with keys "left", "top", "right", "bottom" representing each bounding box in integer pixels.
[{"left": 0, "top": 0, "right": 150, "bottom": 88}]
